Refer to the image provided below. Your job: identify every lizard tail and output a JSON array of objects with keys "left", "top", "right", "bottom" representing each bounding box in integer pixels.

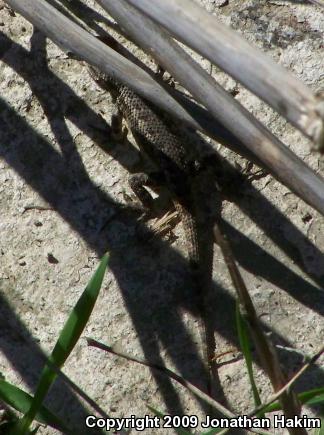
[{"left": 177, "top": 203, "right": 217, "bottom": 398}]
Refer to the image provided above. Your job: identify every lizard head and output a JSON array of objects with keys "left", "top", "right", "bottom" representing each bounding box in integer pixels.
[
  {"left": 87, "top": 64, "right": 120, "bottom": 100},
  {"left": 87, "top": 34, "right": 130, "bottom": 100}
]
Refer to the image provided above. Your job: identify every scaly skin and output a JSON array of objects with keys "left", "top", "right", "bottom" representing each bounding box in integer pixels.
[{"left": 88, "top": 60, "right": 217, "bottom": 397}]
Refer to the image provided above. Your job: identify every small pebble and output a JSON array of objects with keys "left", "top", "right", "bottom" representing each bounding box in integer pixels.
[{"left": 47, "top": 253, "right": 59, "bottom": 264}]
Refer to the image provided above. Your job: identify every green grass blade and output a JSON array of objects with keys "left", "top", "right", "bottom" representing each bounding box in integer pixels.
[
  {"left": 13, "top": 253, "right": 109, "bottom": 434},
  {"left": 298, "top": 387, "right": 324, "bottom": 406},
  {"left": 314, "top": 418, "right": 324, "bottom": 435},
  {"left": 0, "top": 379, "right": 70, "bottom": 432},
  {"left": 200, "top": 428, "right": 226, "bottom": 434},
  {"left": 303, "top": 393, "right": 324, "bottom": 406},
  {"left": 236, "top": 302, "right": 262, "bottom": 411},
  {"left": 258, "top": 387, "right": 324, "bottom": 413},
  {"left": 147, "top": 405, "right": 193, "bottom": 435}
]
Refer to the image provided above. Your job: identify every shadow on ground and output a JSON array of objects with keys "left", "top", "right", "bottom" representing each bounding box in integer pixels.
[{"left": 0, "top": 22, "right": 323, "bottom": 434}]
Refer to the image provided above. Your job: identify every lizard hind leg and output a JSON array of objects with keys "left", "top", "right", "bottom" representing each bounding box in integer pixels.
[{"left": 127, "top": 171, "right": 178, "bottom": 240}]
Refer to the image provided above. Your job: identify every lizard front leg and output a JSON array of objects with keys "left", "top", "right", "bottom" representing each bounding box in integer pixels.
[
  {"left": 111, "top": 107, "right": 128, "bottom": 142},
  {"left": 128, "top": 170, "right": 167, "bottom": 214}
]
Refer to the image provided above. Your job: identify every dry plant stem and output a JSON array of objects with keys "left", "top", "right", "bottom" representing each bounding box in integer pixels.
[
  {"left": 5, "top": 0, "right": 324, "bottom": 217},
  {"left": 213, "top": 224, "right": 307, "bottom": 435},
  {"left": 86, "top": 338, "right": 272, "bottom": 435},
  {"left": 86, "top": 338, "right": 233, "bottom": 418},
  {"left": 4, "top": 0, "right": 256, "bottom": 165},
  {"left": 248, "top": 343, "right": 324, "bottom": 418},
  {"left": 308, "top": 0, "right": 324, "bottom": 7},
  {"left": 126, "top": 0, "right": 324, "bottom": 146},
  {"left": 97, "top": 0, "right": 324, "bottom": 217}
]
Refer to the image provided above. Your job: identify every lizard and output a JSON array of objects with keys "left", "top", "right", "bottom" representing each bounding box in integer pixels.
[{"left": 86, "top": 35, "right": 219, "bottom": 398}]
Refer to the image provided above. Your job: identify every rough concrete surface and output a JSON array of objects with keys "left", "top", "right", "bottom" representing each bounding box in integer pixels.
[{"left": 0, "top": 0, "right": 323, "bottom": 434}]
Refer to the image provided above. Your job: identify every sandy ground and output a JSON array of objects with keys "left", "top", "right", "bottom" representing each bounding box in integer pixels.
[{"left": 0, "top": 0, "right": 323, "bottom": 434}]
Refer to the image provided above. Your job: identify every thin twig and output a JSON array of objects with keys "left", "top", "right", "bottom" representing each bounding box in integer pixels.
[
  {"left": 213, "top": 223, "right": 307, "bottom": 435},
  {"left": 86, "top": 337, "right": 272, "bottom": 435},
  {"left": 86, "top": 337, "right": 233, "bottom": 418},
  {"left": 247, "top": 343, "right": 324, "bottom": 418},
  {"left": 22, "top": 205, "right": 54, "bottom": 213}
]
